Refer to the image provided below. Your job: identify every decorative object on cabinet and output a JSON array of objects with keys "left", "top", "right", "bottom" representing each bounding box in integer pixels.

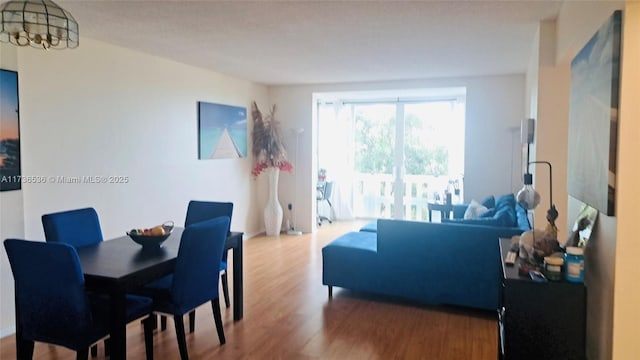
[
  {"left": 565, "top": 204, "right": 599, "bottom": 248},
  {"left": 567, "top": 10, "right": 621, "bottom": 216}
]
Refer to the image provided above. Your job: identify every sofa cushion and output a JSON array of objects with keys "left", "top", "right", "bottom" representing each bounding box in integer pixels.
[
  {"left": 359, "top": 220, "right": 378, "bottom": 233},
  {"left": 442, "top": 217, "right": 502, "bottom": 227},
  {"left": 515, "top": 203, "right": 532, "bottom": 230},
  {"left": 494, "top": 206, "right": 517, "bottom": 227},
  {"left": 495, "top": 193, "right": 516, "bottom": 211},
  {"left": 478, "top": 208, "right": 496, "bottom": 218},
  {"left": 323, "top": 231, "right": 377, "bottom": 253},
  {"left": 480, "top": 195, "right": 496, "bottom": 209}
]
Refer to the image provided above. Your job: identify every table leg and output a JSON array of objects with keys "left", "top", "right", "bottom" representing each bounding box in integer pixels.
[
  {"left": 109, "top": 289, "right": 127, "bottom": 360},
  {"left": 232, "top": 238, "right": 243, "bottom": 321},
  {"left": 428, "top": 208, "right": 433, "bottom": 222}
]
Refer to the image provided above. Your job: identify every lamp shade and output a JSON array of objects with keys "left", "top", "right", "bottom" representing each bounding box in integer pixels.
[{"left": 0, "top": 0, "right": 78, "bottom": 49}]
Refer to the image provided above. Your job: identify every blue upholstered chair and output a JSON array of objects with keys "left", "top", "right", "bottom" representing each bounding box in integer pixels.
[
  {"left": 4, "top": 239, "right": 155, "bottom": 360},
  {"left": 42, "top": 207, "right": 103, "bottom": 248},
  {"left": 159, "top": 201, "right": 233, "bottom": 332},
  {"left": 139, "top": 217, "right": 230, "bottom": 360},
  {"left": 41, "top": 207, "right": 106, "bottom": 356},
  {"left": 185, "top": 201, "right": 233, "bottom": 308}
]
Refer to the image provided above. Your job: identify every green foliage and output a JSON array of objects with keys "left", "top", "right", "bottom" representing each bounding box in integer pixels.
[
  {"left": 354, "top": 112, "right": 449, "bottom": 176},
  {"left": 354, "top": 112, "right": 395, "bottom": 174}
]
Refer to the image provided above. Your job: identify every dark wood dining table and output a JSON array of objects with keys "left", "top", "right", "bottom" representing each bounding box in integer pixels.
[{"left": 73, "top": 228, "right": 244, "bottom": 360}]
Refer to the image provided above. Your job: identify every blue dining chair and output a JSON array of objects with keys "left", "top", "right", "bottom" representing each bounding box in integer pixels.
[
  {"left": 159, "top": 201, "right": 234, "bottom": 333},
  {"left": 41, "top": 207, "right": 106, "bottom": 356},
  {"left": 140, "top": 217, "right": 229, "bottom": 360},
  {"left": 42, "top": 207, "right": 103, "bottom": 248},
  {"left": 185, "top": 201, "right": 233, "bottom": 309},
  {"left": 4, "top": 239, "right": 155, "bottom": 360}
]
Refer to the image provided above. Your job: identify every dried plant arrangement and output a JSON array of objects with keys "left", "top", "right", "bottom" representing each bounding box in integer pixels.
[{"left": 251, "top": 101, "right": 293, "bottom": 177}]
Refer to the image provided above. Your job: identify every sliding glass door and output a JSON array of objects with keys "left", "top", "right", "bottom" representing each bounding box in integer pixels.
[{"left": 317, "top": 90, "right": 465, "bottom": 221}]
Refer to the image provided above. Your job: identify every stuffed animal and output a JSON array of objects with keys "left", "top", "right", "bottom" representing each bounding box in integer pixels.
[{"left": 519, "top": 229, "right": 560, "bottom": 263}]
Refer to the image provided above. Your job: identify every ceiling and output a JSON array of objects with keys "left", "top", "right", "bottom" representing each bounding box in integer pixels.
[{"left": 58, "top": 0, "right": 564, "bottom": 86}]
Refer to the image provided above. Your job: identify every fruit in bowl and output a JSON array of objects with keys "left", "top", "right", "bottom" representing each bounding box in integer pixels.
[{"left": 127, "top": 221, "right": 174, "bottom": 248}]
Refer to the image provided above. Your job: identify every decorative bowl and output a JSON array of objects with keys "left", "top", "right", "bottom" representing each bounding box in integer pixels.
[{"left": 127, "top": 221, "right": 174, "bottom": 248}]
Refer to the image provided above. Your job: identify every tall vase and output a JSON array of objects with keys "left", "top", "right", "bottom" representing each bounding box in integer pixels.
[{"left": 264, "top": 167, "right": 283, "bottom": 236}]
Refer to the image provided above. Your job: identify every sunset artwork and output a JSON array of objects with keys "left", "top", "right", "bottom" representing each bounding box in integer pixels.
[{"left": 0, "top": 69, "right": 21, "bottom": 191}]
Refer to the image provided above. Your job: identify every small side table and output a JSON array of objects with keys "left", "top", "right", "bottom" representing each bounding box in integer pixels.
[{"left": 427, "top": 202, "right": 453, "bottom": 222}]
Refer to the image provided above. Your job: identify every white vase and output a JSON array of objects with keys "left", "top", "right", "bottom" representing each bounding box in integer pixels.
[{"left": 264, "top": 167, "right": 283, "bottom": 236}]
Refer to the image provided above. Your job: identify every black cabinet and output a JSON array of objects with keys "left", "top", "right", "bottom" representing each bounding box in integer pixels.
[{"left": 498, "top": 238, "right": 586, "bottom": 360}]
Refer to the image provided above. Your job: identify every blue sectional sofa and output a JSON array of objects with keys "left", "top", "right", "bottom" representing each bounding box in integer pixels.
[{"left": 322, "top": 194, "right": 530, "bottom": 311}]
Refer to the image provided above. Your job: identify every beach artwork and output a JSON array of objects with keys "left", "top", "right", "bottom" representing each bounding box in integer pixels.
[
  {"left": 0, "top": 69, "right": 21, "bottom": 191},
  {"left": 567, "top": 11, "right": 621, "bottom": 215},
  {"left": 198, "top": 102, "right": 247, "bottom": 159}
]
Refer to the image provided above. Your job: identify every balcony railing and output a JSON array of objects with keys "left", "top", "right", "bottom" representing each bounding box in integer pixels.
[{"left": 352, "top": 173, "right": 463, "bottom": 221}]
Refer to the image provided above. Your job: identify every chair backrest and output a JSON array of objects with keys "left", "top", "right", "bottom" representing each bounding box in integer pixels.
[
  {"left": 171, "top": 217, "right": 230, "bottom": 313},
  {"left": 4, "top": 239, "right": 92, "bottom": 350},
  {"left": 185, "top": 201, "right": 233, "bottom": 234},
  {"left": 42, "top": 207, "right": 103, "bottom": 248},
  {"left": 324, "top": 182, "right": 334, "bottom": 199}
]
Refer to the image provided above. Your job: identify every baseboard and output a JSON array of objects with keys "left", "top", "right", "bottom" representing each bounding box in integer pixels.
[{"left": 0, "top": 325, "right": 15, "bottom": 339}]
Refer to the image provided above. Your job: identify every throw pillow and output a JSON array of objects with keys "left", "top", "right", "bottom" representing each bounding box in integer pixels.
[
  {"left": 480, "top": 195, "right": 496, "bottom": 209},
  {"left": 495, "top": 193, "right": 516, "bottom": 211},
  {"left": 463, "top": 199, "right": 488, "bottom": 219},
  {"left": 494, "top": 206, "right": 517, "bottom": 227}
]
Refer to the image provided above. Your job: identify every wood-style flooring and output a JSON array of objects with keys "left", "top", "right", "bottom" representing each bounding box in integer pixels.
[{"left": 0, "top": 220, "right": 498, "bottom": 359}]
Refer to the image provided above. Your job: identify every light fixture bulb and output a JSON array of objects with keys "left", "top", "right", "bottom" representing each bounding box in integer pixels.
[{"left": 516, "top": 173, "right": 540, "bottom": 210}]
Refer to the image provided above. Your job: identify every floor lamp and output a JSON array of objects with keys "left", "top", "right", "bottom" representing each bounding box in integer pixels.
[
  {"left": 287, "top": 128, "right": 304, "bottom": 236},
  {"left": 515, "top": 119, "right": 559, "bottom": 230}
]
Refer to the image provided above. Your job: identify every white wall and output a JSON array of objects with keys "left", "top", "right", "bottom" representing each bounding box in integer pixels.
[
  {"left": 269, "top": 75, "right": 525, "bottom": 232},
  {"left": 612, "top": 2, "right": 640, "bottom": 358},
  {"left": 0, "top": 38, "right": 268, "bottom": 335},
  {"left": 534, "top": 20, "right": 570, "bottom": 242}
]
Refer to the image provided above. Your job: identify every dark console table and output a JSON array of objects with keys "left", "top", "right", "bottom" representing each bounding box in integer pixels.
[
  {"left": 427, "top": 202, "right": 452, "bottom": 222},
  {"left": 498, "top": 238, "right": 586, "bottom": 360}
]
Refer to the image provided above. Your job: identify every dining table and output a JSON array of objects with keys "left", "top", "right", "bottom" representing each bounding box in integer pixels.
[{"left": 71, "top": 228, "right": 244, "bottom": 360}]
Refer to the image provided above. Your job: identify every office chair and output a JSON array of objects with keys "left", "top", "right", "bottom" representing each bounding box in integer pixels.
[{"left": 317, "top": 181, "right": 334, "bottom": 225}]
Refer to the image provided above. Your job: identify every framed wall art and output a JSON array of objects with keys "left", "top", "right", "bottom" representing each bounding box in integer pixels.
[
  {"left": 198, "top": 101, "right": 247, "bottom": 160},
  {"left": 0, "top": 69, "right": 21, "bottom": 192},
  {"left": 567, "top": 10, "right": 621, "bottom": 216}
]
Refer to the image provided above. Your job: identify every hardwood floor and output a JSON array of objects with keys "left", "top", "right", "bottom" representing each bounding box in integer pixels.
[{"left": 0, "top": 220, "right": 498, "bottom": 359}]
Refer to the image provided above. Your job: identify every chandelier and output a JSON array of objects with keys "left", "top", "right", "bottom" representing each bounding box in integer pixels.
[{"left": 0, "top": 0, "right": 78, "bottom": 49}]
